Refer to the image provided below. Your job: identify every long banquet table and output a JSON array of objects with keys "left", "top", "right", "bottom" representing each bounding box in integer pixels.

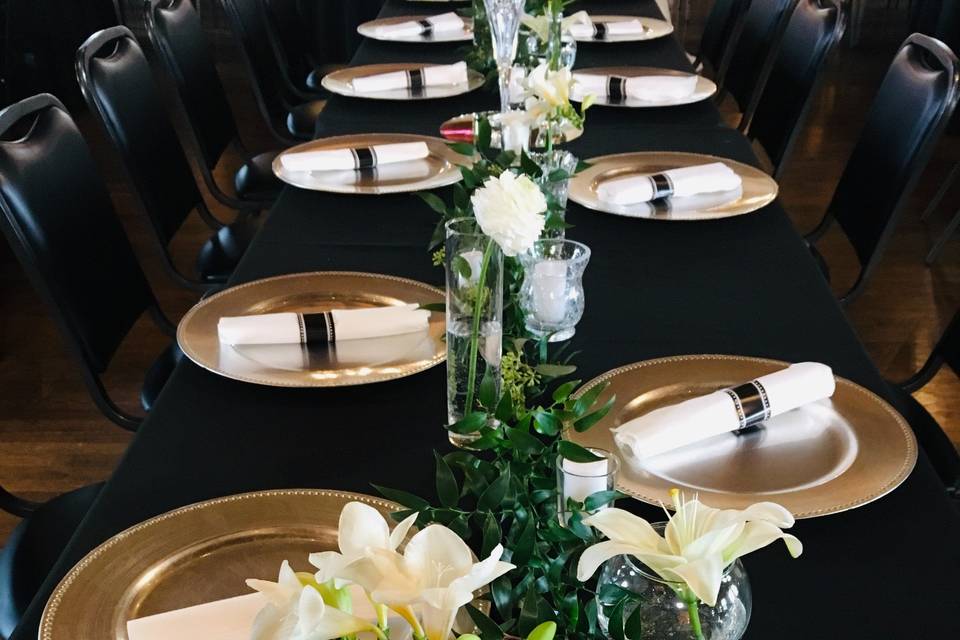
[{"left": 13, "top": 1, "right": 960, "bottom": 637}]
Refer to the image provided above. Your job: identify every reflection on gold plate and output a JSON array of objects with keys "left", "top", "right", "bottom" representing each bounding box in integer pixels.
[
  {"left": 358, "top": 15, "right": 474, "bottom": 43},
  {"left": 569, "top": 151, "right": 779, "bottom": 221},
  {"left": 567, "top": 355, "right": 917, "bottom": 518},
  {"left": 40, "top": 490, "right": 401, "bottom": 640},
  {"left": 273, "top": 133, "right": 468, "bottom": 194},
  {"left": 322, "top": 63, "right": 485, "bottom": 101},
  {"left": 569, "top": 66, "right": 718, "bottom": 108},
  {"left": 177, "top": 272, "right": 446, "bottom": 387}
]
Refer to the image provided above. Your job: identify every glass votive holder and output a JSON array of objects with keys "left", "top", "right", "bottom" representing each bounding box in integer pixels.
[
  {"left": 518, "top": 239, "right": 590, "bottom": 342},
  {"left": 556, "top": 447, "right": 619, "bottom": 525}
]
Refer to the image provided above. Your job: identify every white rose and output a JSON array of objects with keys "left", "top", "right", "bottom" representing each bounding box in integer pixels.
[{"left": 471, "top": 172, "right": 547, "bottom": 256}]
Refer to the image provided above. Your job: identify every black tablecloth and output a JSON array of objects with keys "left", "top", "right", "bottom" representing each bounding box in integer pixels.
[{"left": 12, "top": 1, "right": 960, "bottom": 638}]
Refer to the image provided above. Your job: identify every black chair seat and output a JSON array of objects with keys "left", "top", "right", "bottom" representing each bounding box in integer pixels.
[
  {"left": 286, "top": 100, "right": 326, "bottom": 140},
  {"left": 890, "top": 388, "right": 960, "bottom": 491},
  {"left": 234, "top": 150, "right": 283, "bottom": 202},
  {"left": 140, "top": 343, "right": 185, "bottom": 412},
  {"left": 0, "top": 483, "right": 104, "bottom": 637},
  {"left": 197, "top": 216, "right": 258, "bottom": 284}
]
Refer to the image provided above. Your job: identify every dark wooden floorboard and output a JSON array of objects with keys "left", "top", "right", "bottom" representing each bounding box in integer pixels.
[{"left": 0, "top": 6, "right": 956, "bottom": 543}]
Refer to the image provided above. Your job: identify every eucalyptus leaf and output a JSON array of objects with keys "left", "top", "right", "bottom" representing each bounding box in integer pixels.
[
  {"left": 535, "top": 363, "right": 577, "bottom": 377},
  {"left": 416, "top": 191, "right": 449, "bottom": 215},
  {"left": 573, "top": 382, "right": 608, "bottom": 416},
  {"left": 532, "top": 410, "right": 562, "bottom": 436},
  {"left": 433, "top": 451, "right": 459, "bottom": 507},
  {"left": 573, "top": 395, "right": 616, "bottom": 432},
  {"left": 552, "top": 379, "right": 581, "bottom": 403}
]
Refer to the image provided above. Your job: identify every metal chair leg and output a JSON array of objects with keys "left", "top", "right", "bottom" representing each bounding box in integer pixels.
[
  {"left": 926, "top": 208, "right": 960, "bottom": 265},
  {"left": 922, "top": 162, "right": 960, "bottom": 221}
]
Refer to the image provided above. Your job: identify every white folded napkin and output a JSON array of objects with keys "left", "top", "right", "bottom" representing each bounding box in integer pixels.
[
  {"left": 351, "top": 62, "right": 469, "bottom": 93},
  {"left": 316, "top": 159, "right": 434, "bottom": 187},
  {"left": 372, "top": 12, "right": 465, "bottom": 37},
  {"left": 617, "top": 186, "right": 744, "bottom": 218},
  {"left": 280, "top": 141, "right": 429, "bottom": 173},
  {"left": 614, "top": 362, "right": 837, "bottom": 462},
  {"left": 569, "top": 19, "right": 648, "bottom": 40},
  {"left": 573, "top": 72, "right": 698, "bottom": 101},
  {"left": 218, "top": 304, "right": 431, "bottom": 346},
  {"left": 596, "top": 162, "right": 742, "bottom": 205}
]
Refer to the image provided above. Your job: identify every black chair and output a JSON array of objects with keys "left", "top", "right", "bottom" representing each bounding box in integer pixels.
[
  {"left": 0, "top": 482, "right": 104, "bottom": 637},
  {"left": 744, "top": 0, "right": 847, "bottom": 177},
  {"left": 143, "top": 0, "right": 282, "bottom": 211},
  {"left": 723, "top": 0, "right": 799, "bottom": 122},
  {"left": 76, "top": 26, "right": 256, "bottom": 290},
  {"left": 918, "top": 160, "right": 960, "bottom": 264},
  {"left": 217, "top": 0, "right": 326, "bottom": 142},
  {"left": 888, "top": 309, "right": 959, "bottom": 496},
  {"left": 806, "top": 34, "right": 960, "bottom": 304},
  {"left": 689, "top": 0, "right": 753, "bottom": 86},
  {"left": 264, "top": 0, "right": 339, "bottom": 93},
  {"left": 0, "top": 94, "right": 181, "bottom": 428}
]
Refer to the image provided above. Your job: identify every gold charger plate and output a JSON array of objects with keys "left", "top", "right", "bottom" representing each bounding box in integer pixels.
[
  {"left": 573, "top": 15, "right": 674, "bottom": 43},
  {"left": 273, "top": 133, "right": 467, "bottom": 194},
  {"left": 322, "top": 63, "right": 485, "bottom": 100},
  {"left": 570, "top": 66, "right": 718, "bottom": 108},
  {"left": 177, "top": 272, "right": 446, "bottom": 387},
  {"left": 569, "top": 151, "right": 779, "bottom": 220},
  {"left": 567, "top": 355, "right": 918, "bottom": 518},
  {"left": 358, "top": 15, "right": 473, "bottom": 43},
  {"left": 40, "top": 489, "right": 401, "bottom": 640}
]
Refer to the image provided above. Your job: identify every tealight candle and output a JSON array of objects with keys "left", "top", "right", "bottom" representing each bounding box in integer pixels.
[{"left": 531, "top": 260, "right": 568, "bottom": 324}]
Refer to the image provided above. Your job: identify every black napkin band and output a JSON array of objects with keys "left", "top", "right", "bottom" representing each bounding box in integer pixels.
[
  {"left": 607, "top": 76, "right": 627, "bottom": 103},
  {"left": 647, "top": 173, "right": 674, "bottom": 200},
  {"left": 349, "top": 147, "right": 377, "bottom": 170},
  {"left": 418, "top": 19, "right": 433, "bottom": 36},
  {"left": 298, "top": 312, "right": 336, "bottom": 345},
  {"left": 724, "top": 380, "right": 772, "bottom": 431},
  {"left": 593, "top": 22, "right": 608, "bottom": 39},
  {"left": 406, "top": 68, "right": 426, "bottom": 95}
]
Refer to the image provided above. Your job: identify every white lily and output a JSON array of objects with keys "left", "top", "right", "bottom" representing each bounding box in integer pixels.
[
  {"left": 577, "top": 491, "right": 803, "bottom": 607},
  {"left": 246, "top": 560, "right": 385, "bottom": 640},
  {"left": 520, "top": 10, "right": 591, "bottom": 41},
  {"left": 308, "top": 501, "right": 418, "bottom": 587},
  {"left": 355, "top": 524, "right": 515, "bottom": 640}
]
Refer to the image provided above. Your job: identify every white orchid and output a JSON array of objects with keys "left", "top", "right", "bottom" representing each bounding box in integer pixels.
[
  {"left": 522, "top": 63, "right": 592, "bottom": 134},
  {"left": 577, "top": 491, "right": 803, "bottom": 607},
  {"left": 308, "top": 501, "right": 417, "bottom": 587},
  {"left": 354, "top": 524, "right": 515, "bottom": 640},
  {"left": 471, "top": 172, "right": 547, "bottom": 256},
  {"left": 520, "top": 10, "right": 591, "bottom": 41},
  {"left": 246, "top": 560, "right": 384, "bottom": 640}
]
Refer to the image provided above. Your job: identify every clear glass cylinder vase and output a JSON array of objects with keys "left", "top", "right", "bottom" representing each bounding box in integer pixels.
[
  {"left": 596, "top": 540, "right": 752, "bottom": 640},
  {"left": 527, "top": 149, "right": 579, "bottom": 238},
  {"left": 444, "top": 218, "right": 504, "bottom": 447}
]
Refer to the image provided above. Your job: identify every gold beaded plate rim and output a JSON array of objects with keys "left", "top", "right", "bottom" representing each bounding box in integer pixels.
[
  {"left": 176, "top": 271, "right": 446, "bottom": 387},
  {"left": 39, "top": 489, "right": 402, "bottom": 640},
  {"left": 567, "top": 354, "right": 917, "bottom": 518}
]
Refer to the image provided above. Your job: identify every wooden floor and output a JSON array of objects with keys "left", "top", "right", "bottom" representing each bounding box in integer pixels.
[{"left": 0, "top": 11, "right": 957, "bottom": 544}]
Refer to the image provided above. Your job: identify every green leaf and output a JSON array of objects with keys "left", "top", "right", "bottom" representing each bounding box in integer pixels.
[
  {"left": 465, "top": 604, "right": 504, "bottom": 640},
  {"left": 624, "top": 603, "right": 643, "bottom": 640},
  {"left": 552, "top": 379, "right": 581, "bottom": 404},
  {"left": 371, "top": 485, "right": 430, "bottom": 511},
  {"left": 520, "top": 150, "right": 543, "bottom": 177},
  {"left": 490, "top": 575, "right": 514, "bottom": 620},
  {"left": 478, "top": 467, "right": 510, "bottom": 510},
  {"left": 477, "top": 117, "right": 492, "bottom": 153},
  {"left": 572, "top": 381, "right": 608, "bottom": 416},
  {"left": 480, "top": 511, "right": 501, "bottom": 557},
  {"left": 597, "top": 584, "right": 642, "bottom": 606},
  {"left": 608, "top": 599, "right": 626, "bottom": 640},
  {"left": 448, "top": 141, "right": 476, "bottom": 156},
  {"left": 433, "top": 451, "right": 460, "bottom": 507},
  {"left": 526, "top": 621, "right": 557, "bottom": 640},
  {"left": 547, "top": 168, "right": 570, "bottom": 182},
  {"left": 557, "top": 440, "right": 603, "bottom": 462},
  {"left": 510, "top": 516, "right": 536, "bottom": 567},
  {"left": 535, "top": 363, "right": 577, "bottom": 378},
  {"left": 416, "top": 191, "right": 449, "bottom": 215},
  {"left": 506, "top": 426, "right": 545, "bottom": 455},
  {"left": 448, "top": 513, "right": 471, "bottom": 539},
  {"left": 575, "top": 159, "right": 593, "bottom": 173},
  {"left": 494, "top": 389, "right": 514, "bottom": 422},
  {"left": 583, "top": 489, "right": 625, "bottom": 511},
  {"left": 452, "top": 183, "right": 469, "bottom": 211},
  {"left": 532, "top": 410, "right": 562, "bottom": 436},
  {"left": 478, "top": 368, "right": 497, "bottom": 410},
  {"left": 584, "top": 598, "right": 599, "bottom": 635},
  {"left": 518, "top": 586, "right": 540, "bottom": 637},
  {"left": 461, "top": 165, "right": 480, "bottom": 189},
  {"left": 451, "top": 254, "right": 472, "bottom": 280},
  {"left": 573, "top": 394, "right": 616, "bottom": 432},
  {"left": 448, "top": 411, "right": 488, "bottom": 434}
]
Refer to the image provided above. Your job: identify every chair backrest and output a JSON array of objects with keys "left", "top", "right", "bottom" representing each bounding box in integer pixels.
[
  {"left": 217, "top": 0, "right": 295, "bottom": 122},
  {"left": 829, "top": 34, "right": 960, "bottom": 299},
  {"left": 723, "top": 0, "right": 798, "bottom": 114},
  {"left": 76, "top": 26, "right": 202, "bottom": 248},
  {"left": 0, "top": 95, "right": 155, "bottom": 374},
  {"left": 746, "top": 0, "right": 846, "bottom": 177},
  {"left": 938, "top": 309, "right": 960, "bottom": 377},
  {"left": 697, "top": 0, "right": 753, "bottom": 82},
  {"left": 143, "top": 0, "right": 239, "bottom": 171},
  {"left": 264, "top": 0, "right": 316, "bottom": 87}
]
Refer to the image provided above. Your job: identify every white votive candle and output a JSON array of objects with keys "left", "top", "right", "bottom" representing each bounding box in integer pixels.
[
  {"left": 562, "top": 457, "right": 609, "bottom": 503},
  {"left": 532, "top": 260, "right": 568, "bottom": 324}
]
